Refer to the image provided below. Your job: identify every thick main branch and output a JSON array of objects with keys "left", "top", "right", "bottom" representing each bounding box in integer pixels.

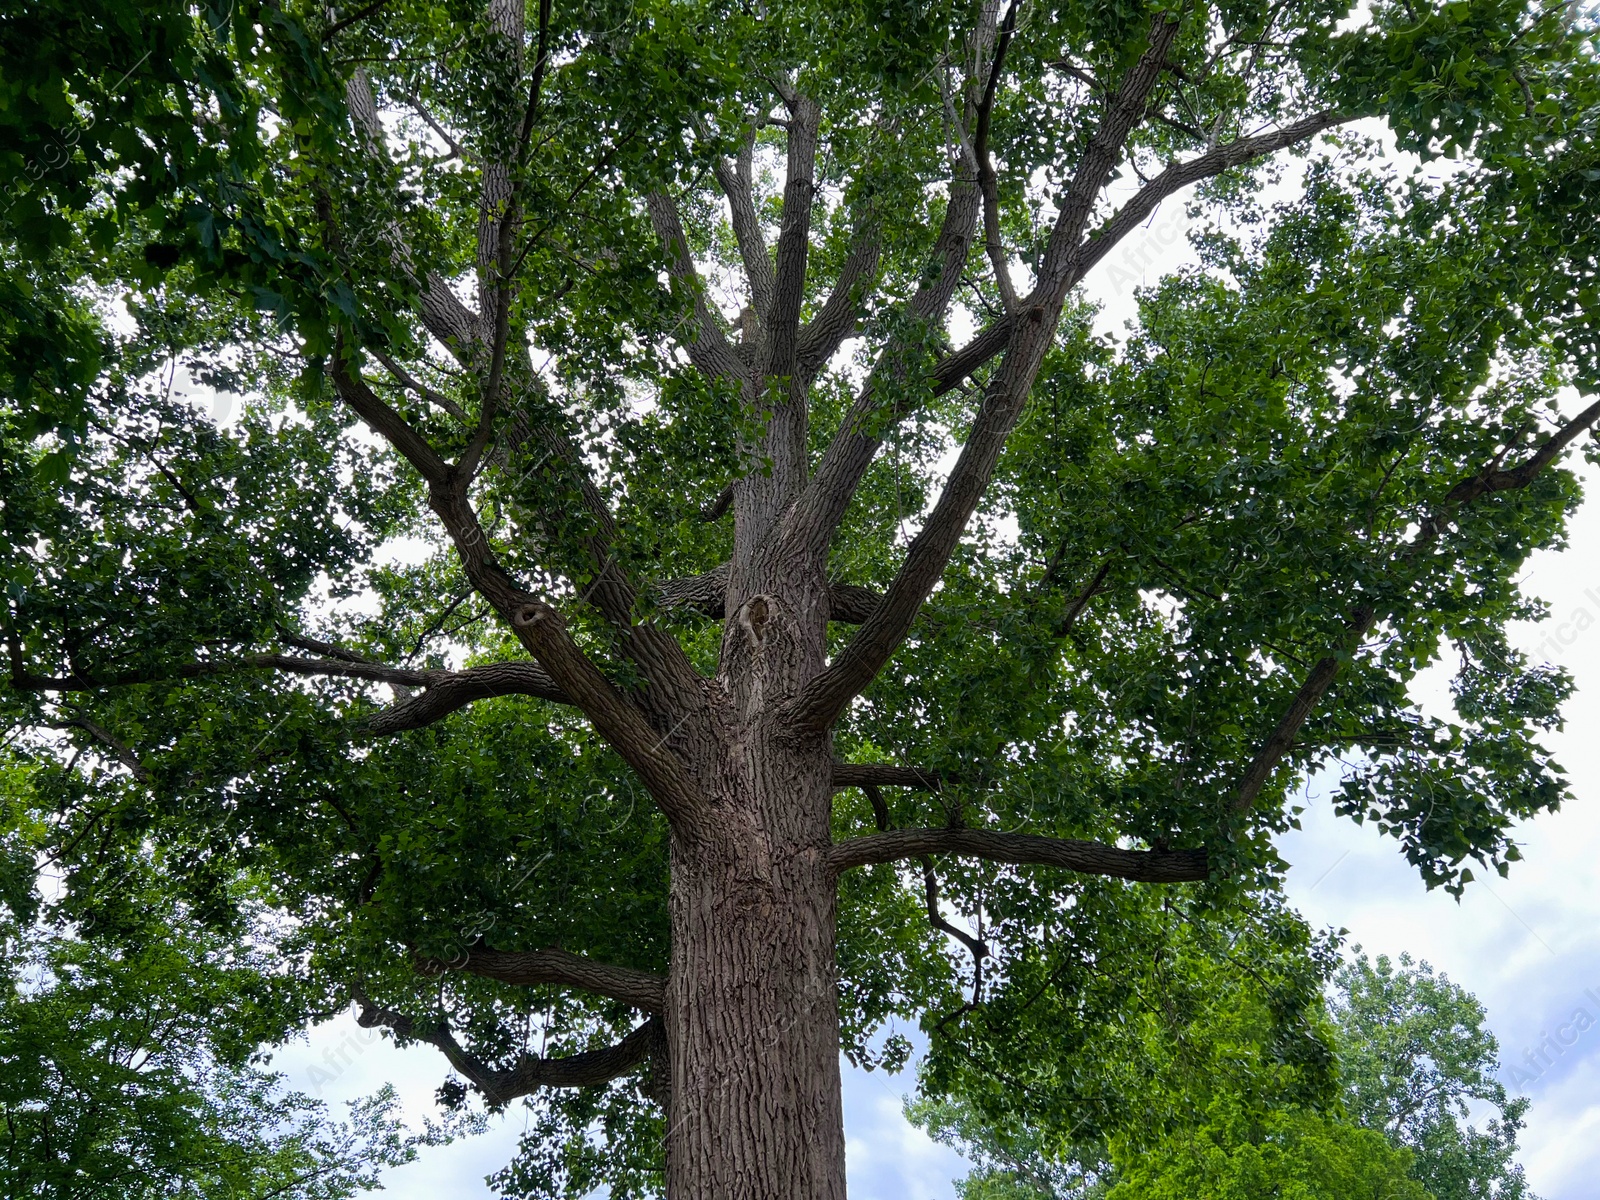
[
  {"left": 421, "top": 945, "right": 666, "bottom": 1012},
  {"left": 646, "top": 191, "right": 745, "bottom": 382},
  {"left": 830, "top": 827, "right": 1208, "bottom": 882},
  {"left": 367, "top": 661, "right": 571, "bottom": 733},
  {"left": 354, "top": 989, "right": 661, "bottom": 1106},
  {"left": 830, "top": 763, "right": 942, "bottom": 790},
  {"left": 712, "top": 129, "right": 777, "bottom": 324}
]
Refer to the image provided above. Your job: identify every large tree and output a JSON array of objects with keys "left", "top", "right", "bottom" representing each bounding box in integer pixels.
[{"left": 3, "top": 0, "right": 1599, "bottom": 1195}]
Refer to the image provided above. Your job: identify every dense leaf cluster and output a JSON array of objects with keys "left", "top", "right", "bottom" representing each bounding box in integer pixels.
[
  {"left": 914, "top": 948, "right": 1537, "bottom": 1199},
  {"left": 0, "top": 792, "right": 465, "bottom": 1198}
]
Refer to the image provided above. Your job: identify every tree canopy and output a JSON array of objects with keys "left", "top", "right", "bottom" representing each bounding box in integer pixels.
[
  {"left": 1333, "top": 953, "right": 1536, "bottom": 1200},
  {"left": 2, "top": 0, "right": 1598, "bottom": 1193},
  {"left": 913, "top": 945, "right": 1539, "bottom": 1198},
  {"left": 0, "top": 761, "right": 467, "bottom": 1198}
]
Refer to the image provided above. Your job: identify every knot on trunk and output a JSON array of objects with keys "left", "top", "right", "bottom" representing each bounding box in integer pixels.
[
  {"left": 736, "top": 594, "right": 777, "bottom": 649},
  {"left": 512, "top": 603, "right": 548, "bottom": 628}
]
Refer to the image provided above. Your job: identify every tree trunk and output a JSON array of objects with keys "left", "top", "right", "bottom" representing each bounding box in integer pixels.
[
  {"left": 664, "top": 765, "right": 846, "bottom": 1199},
  {"left": 665, "top": 546, "right": 843, "bottom": 1199}
]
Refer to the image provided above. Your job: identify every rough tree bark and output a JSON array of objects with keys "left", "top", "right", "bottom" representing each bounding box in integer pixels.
[{"left": 666, "top": 748, "right": 845, "bottom": 1197}]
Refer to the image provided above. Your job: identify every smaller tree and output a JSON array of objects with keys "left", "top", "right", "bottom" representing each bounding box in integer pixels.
[
  {"left": 1332, "top": 952, "right": 1537, "bottom": 1200},
  {"left": 0, "top": 771, "right": 473, "bottom": 1200},
  {"left": 913, "top": 941, "right": 1540, "bottom": 1199},
  {"left": 910, "top": 894, "right": 1345, "bottom": 1198},
  {"left": 1103, "top": 1107, "right": 1429, "bottom": 1200},
  {"left": 907, "top": 1098, "right": 1102, "bottom": 1200}
]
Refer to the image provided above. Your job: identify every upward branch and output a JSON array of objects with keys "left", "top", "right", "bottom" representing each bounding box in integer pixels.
[
  {"left": 779, "top": 4, "right": 1024, "bottom": 565},
  {"left": 711, "top": 126, "right": 777, "bottom": 325},
  {"left": 335, "top": 71, "right": 709, "bottom": 738},
  {"left": 786, "top": 14, "right": 1183, "bottom": 734},
  {"left": 1233, "top": 392, "right": 1600, "bottom": 812},
  {"left": 324, "top": 346, "right": 705, "bottom": 828},
  {"left": 647, "top": 191, "right": 746, "bottom": 382},
  {"left": 797, "top": 221, "right": 882, "bottom": 376},
  {"left": 762, "top": 93, "right": 821, "bottom": 381},
  {"left": 925, "top": 109, "right": 1356, "bottom": 398},
  {"left": 344, "top": 70, "right": 485, "bottom": 350},
  {"left": 779, "top": 145, "right": 983, "bottom": 564},
  {"left": 423, "top": 484, "right": 709, "bottom": 832},
  {"left": 975, "top": 0, "right": 1021, "bottom": 312}
]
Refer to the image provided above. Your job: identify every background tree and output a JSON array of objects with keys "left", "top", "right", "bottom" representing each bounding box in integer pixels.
[
  {"left": 2, "top": 0, "right": 1599, "bottom": 1196},
  {"left": 909, "top": 892, "right": 1347, "bottom": 1198},
  {"left": 914, "top": 942, "right": 1539, "bottom": 1198},
  {"left": 1333, "top": 953, "right": 1537, "bottom": 1200},
  {"left": 0, "top": 757, "right": 466, "bottom": 1198}
]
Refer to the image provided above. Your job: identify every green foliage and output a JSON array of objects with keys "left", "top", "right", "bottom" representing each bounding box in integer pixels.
[
  {"left": 0, "top": 879, "right": 459, "bottom": 1197},
  {"left": 1104, "top": 1107, "right": 1431, "bottom": 1200},
  {"left": 0, "top": 0, "right": 269, "bottom": 453},
  {"left": 915, "top": 945, "right": 1543, "bottom": 1200},
  {"left": 1333, "top": 953, "right": 1537, "bottom": 1200},
  {"left": 488, "top": 1084, "right": 665, "bottom": 1200},
  {"left": 911, "top": 1095, "right": 1100, "bottom": 1200},
  {"left": 2, "top": 0, "right": 1598, "bottom": 1193},
  {"left": 910, "top": 895, "right": 1342, "bottom": 1193}
]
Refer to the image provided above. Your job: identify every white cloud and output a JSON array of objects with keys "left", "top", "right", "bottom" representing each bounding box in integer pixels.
[
  {"left": 843, "top": 1072, "right": 966, "bottom": 1200},
  {"left": 269, "top": 1011, "right": 524, "bottom": 1196}
]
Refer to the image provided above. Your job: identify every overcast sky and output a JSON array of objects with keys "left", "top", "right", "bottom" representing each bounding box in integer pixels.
[{"left": 266, "top": 135, "right": 1600, "bottom": 1198}]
